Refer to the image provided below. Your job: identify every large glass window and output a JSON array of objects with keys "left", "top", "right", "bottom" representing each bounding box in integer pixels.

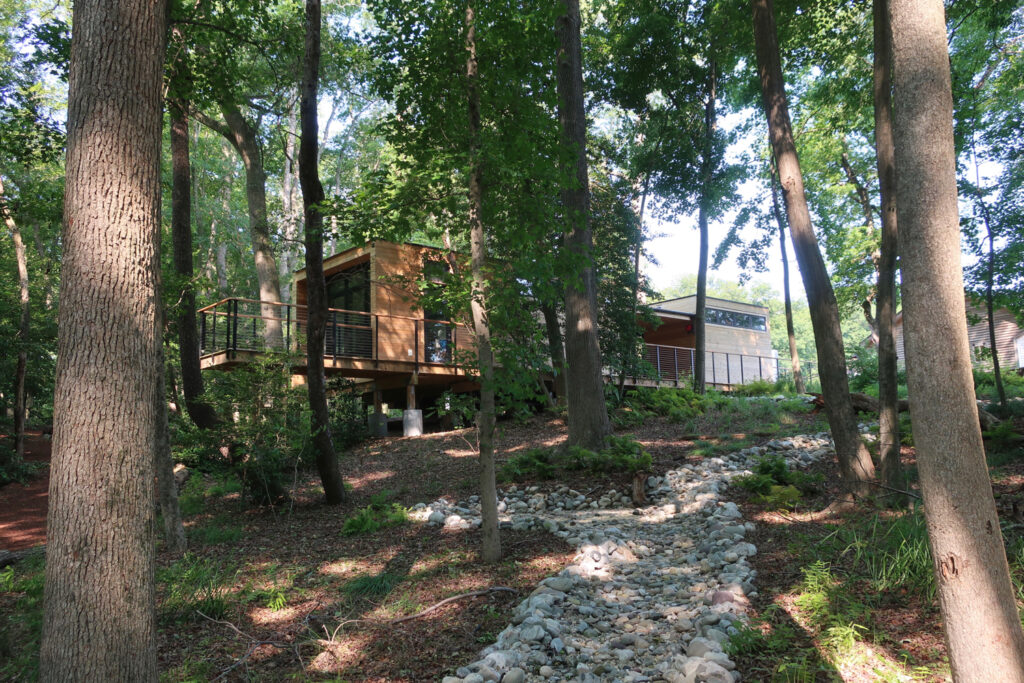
[
  {"left": 324, "top": 262, "right": 371, "bottom": 357},
  {"left": 422, "top": 258, "right": 452, "bottom": 363},
  {"left": 705, "top": 307, "right": 767, "bottom": 332}
]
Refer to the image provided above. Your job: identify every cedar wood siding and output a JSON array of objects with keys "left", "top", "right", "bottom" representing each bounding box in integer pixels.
[{"left": 294, "top": 241, "right": 474, "bottom": 366}]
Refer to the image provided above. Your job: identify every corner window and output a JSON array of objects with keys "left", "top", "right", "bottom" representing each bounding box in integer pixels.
[{"left": 705, "top": 307, "right": 767, "bottom": 332}]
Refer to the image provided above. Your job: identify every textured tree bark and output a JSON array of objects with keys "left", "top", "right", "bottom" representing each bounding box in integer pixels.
[
  {"left": 0, "top": 177, "right": 29, "bottom": 463},
  {"left": 769, "top": 165, "right": 805, "bottom": 394},
  {"left": 465, "top": 5, "right": 500, "bottom": 563},
  {"left": 694, "top": 62, "right": 717, "bottom": 395},
  {"left": 753, "top": 0, "right": 876, "bottom": 503},
  {"left": 542, "top": 301, "right": 568, "bottom": 404},
  {"left": 170, "top": 100, "right": 220, "bottom": 430},
  {"left": 556, "top": 0, "right": 611, "bottom": 449},
  {"left": 891, "top": 1, "right": 1024, "bottom": 676},
  {"left": 39, "top": 0, "right": 166, "bottom": 677},
  {"left": 299, "top": 0, "right": 347, "bottom": 505},
  {"left": 872, "top": 0, "right": 905, "bottom": 506},
  {"left": 196, "top": 106, "right": 284, "bottom": 346}
]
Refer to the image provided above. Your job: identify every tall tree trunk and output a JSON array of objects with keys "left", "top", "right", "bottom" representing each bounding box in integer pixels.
[
  {"left": 299, "top": 0, "right": 347, "bottom": 505},
  {"left": 170, "top": 99, "right": 220, "bottom": 430},
  {"left": 769, "top": 164, "right": 805, "bottom": 394},
  {"left": 872, "top": 0, "right": 905, "bottom": 505},
  {"left": 556, "top": 0, "right": 611, "bottom": 450},
  {"left": 465, "top": 4, "right": 500, "bottom": 563},
  {"left": 196, "top": 106, "right": 284, "bottom": 346},
  {"left": 752, "top": 0, "right": 876, "bottom": 503},
  {"left": 39, "top": 0, "right": 165, "bottom": 676},
  {"left": 694, "top": 61, "right": 717, "bottom": 395},
  {"left": 542, "top": 300, "right": 568, "bottom": 404},
  {"left": 1, "top": 177, "right": 29, "bottom": 463},
  {"left": 889, "top": 0, "right": 1024, "bottom": 676}
]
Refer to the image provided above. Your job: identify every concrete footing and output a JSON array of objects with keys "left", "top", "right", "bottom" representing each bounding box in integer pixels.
[
  {"left": 368, "top": 412, "right": 389, "bottom": 437},
  {"left": 402, "top": 409, "right": 423, "bottom": 437}
]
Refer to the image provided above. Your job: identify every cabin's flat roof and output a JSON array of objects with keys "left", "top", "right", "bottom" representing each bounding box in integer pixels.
[{"left": 652, "top": 294, "right": 769, "bottom": 313}]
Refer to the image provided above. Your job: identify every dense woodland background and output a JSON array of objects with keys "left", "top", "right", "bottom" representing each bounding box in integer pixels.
[{"left": 3, "top": 0, "right": 1024, "bottom": 680}]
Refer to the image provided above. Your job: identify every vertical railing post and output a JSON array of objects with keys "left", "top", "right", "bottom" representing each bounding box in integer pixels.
[
  {"left": 726, "top": 353, "right": 731, "bottom": 386},
  {"left": 414, "top": 319, "right": 419, "bottom": 371},
  {"left": 655, "top": 345, "right": 662, "bottom": 381},
  {"left": 230, "top": 299, "right": 239, "bottom": 359},
  {"left": 691, "top": 348, "right": 695, "bottom": 382},
  {"left": 740, "top": 355, "right": 745, "bottom": 385},
  {"left": 200, "top": 310, "right": 207, "bottom": 354},
  {"left": 374, "top": 314, "right": 379, "bottom": 361},
  {"left": 452, "top": 323, "right": 457, "bottom": 366},
  {"left": 211, "top": 306, "right": 218, "bottom": 352},
  {"left": 252, "top": 305, "right": 258, "bottom": 349},
  {"left": 674, "top": 349, "right": 679, "bottom": 382},
  {"left": 332, "top": 310, "right": 338, "bottom": 362},
  {"left": 285, "top": 305, "right": 291, "bottom": 351}
]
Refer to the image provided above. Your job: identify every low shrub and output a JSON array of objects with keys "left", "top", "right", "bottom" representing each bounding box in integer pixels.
[
  {"left": 500, "top": 448, "right": 558, "bottom": 481},
  {"left": 501, "top": 437, "right": 651, "bottom": 481},
  {"left": 343, "top": 571, "right": 403, "bottom": 598},
  {"left": 342, "top": 490, "right": 410, "bottom": 536}
]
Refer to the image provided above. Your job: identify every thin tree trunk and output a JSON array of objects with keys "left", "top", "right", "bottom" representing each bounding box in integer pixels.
[
  {"left": 39, "top": 0, "right": 165, "bottom": 676},
  {"left": 299, "top": 0, "right": 347, "bottom": 505},
  {"left": 890, "top": 0, "right": 1024, "bottom": 676},
  {"left": 694, "top": 61, "right": 717, "bottom": 395},
  {"left": 196, "top": 106, "right": 284, "bottom": 346},
  {"left": 620, "top": 176, "right": 649, "bottom": 395},
  {"left": 542, "top": 300, "right": 568, "bottom": 404},
  {"left": 280, "top": 95, "right": 300, "bottom": 303},
  {"left": 872, "top": 0, "right": 905, "bottom": 505},
  {"left": 170, "top": 100, "right": 219, "bottom": 430},
  {"left": 556, "top": 0, "right": 611, "bottom": 450},
  {"left": 840, "top": 151, "right": 876, "bottom": 234},
  {"left": 465, "top": 4, "right": 500, "bottom": 563},
  {"left": 1, "top": 177, "right": 29, "bottom": 463},
  {"left": 769, "top": 163, "right": 805, "bottom": 394},
  {"left": 970, "top": 139, "right": 1007, "bottom": 407},
  {"left": 155, "top": 332, "right": 186, "bottom": 557},
  {"left": 752, "top": 0, "right": 876, "bottom": 503}
]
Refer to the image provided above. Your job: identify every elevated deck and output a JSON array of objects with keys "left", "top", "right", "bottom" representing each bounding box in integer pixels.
[
  {"left": 198, "top": 298, "right": 476, "bottom": 387},
  {"left": 198, "top": 298, "right": 780, "bottom": 393}
]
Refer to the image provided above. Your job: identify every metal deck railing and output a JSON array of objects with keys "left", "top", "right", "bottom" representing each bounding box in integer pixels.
[
  {"left": 197, "top": 298, "right": 472, "bottom": 368},
  {"left": 630, "top": 343, "right": 780, "bottom": 386}
]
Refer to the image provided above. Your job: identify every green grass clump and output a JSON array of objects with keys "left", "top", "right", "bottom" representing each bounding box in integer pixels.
[
  {"left": 158, "top": 553, "right": 237, "bottom": 621},
  {"left": 342, "top": 490, "right": 410, "bottom": 536},
  {"left": 0, "top": 555, "right": 45, "bottom": 681},
  {"left": 189, "top": 517, "right": 245, "bottom": 546},
  {"left": 343, "top": 572, "right": 403, "bottom": 598}
]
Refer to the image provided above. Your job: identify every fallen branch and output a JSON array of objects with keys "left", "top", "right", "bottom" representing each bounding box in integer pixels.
[
  {"left": 869, "top": 481, "right": 923, "bottom": 501},
  {"left": 196, "top": 610, "right": 302, "bottom": 681},
  {"left": 389, "top": 586, "right": 516, "bottom": 625}
]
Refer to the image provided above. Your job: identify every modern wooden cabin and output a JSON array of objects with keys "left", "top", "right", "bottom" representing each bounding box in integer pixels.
[
  {"left": 198, "top": 241, "right": 781, "bottom": 432},
  {"left": 641, "top": 296, "right": 777, "bottom": 387}
]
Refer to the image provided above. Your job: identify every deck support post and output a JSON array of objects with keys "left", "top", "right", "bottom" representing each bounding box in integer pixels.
[
  {"left": 368, "top": 388, "right": 388, "bottom": 436},
  {"left": 403, "top": 373, "right": 422, "bottom": 437}
]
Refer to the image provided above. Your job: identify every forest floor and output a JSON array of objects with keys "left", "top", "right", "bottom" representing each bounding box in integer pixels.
[{"left": 2, "top": 401, "right": 1024, "bottom": 681}]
